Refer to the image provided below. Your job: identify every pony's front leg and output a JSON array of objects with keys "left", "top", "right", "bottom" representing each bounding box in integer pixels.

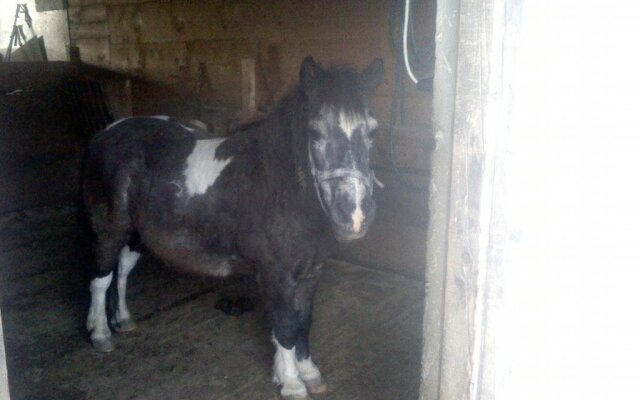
[
  {"left": 272, "top": 333, "right": 309, "bottom": 400},
  {"left": 292, "top": 269, "right": 326, "bottom": 395},
  {"left": 262, "top": 263, "right": 325, "bottom": 399}
]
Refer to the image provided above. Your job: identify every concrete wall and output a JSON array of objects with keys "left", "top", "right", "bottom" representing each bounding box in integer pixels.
[
  {"left": 68, "top": 0, "right": 435, "bottom": 278},
  {"left": 0, "top": 1, "right": 70, "bottom": 61}
]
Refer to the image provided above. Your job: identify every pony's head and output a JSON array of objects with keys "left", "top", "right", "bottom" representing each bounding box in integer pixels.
[{"left": 300, "top": 57, "right": 384, "bottom": 242}]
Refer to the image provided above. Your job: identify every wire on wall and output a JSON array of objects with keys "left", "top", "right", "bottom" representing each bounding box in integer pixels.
[
  {"left": 385, "top": 0, "right": 434, "bottom": 193},
  {"left": 403, "top": 0, "right": 419, "bottom": 84}
]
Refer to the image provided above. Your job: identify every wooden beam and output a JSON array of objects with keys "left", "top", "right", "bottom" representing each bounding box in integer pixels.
[
  {"left": 421, "top": 0, "right": 508, "bottom": 399},
  {"left": 420, "top": 0, "right": 460, "bottom": 397},
  {"left": 241, "top": 58, "right": 257, "bottom": 118}
]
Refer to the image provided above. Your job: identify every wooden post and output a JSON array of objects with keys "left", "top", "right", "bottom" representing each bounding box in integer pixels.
[
  {"left": 241, "top": 58, "right": 257, "bottom": 121},
  {"left": 421, "top": 0, "right": 510, "bottom": 399},
  {"left": 420, "top": 0, "right": 459, "bottom": 396},
  {"left": 423, "top": 1, "right": 640, "bottom": 399}
]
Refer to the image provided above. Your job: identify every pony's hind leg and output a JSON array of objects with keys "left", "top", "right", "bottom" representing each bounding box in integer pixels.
[
  {"left": 87, "top": 270, "right": 114, "bottom": 352},
  {"left": 111, "top": 242, "right": 141, "bottom": 332},
  {"left": 85, "top": 202, "right": 131, "bottom": 352}
]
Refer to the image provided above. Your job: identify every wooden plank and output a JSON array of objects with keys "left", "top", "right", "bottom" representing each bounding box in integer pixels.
[
  {"left": 420, "top": 0, "right": 460, "bottom": 394},
  {"left": 240, "top": 58, "right": 257, "bottom": 116},
  {"left": 36, "top": 0, "right": 66, "bottom": 12},
  {"left": 420, "top": 0, "right": 501, "bottom": 399},
  {"left": 68, "top": 0, "right": 107, "bottom": 6},
  {"left": 115, "top": 0, "right": 389, "bottom": 44},
  {"left": 435, "top": 2, "right": 488, "bottom": 398},
  {"left": 70, "top": 21, "right": 109, "bottom": 39},
  {"left": 68, "top": 4, "right": 107, "bottom": 24},
  {"left": 75, "top": 37, "right": 110, "bottom": 66}
]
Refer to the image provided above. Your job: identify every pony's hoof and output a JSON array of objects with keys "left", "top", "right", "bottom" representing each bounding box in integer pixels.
[
  {"left": 304, "top": 377, "right": 327, "bottom": 394},
  {"left": 91, "top": 337, "right": 114, "bottom": 353},
  {"left": 113, "top": 318, "right": 137, "bottom": 333},
  {"left": 278, "top": 379, "right": 309, "bottom": 400}
]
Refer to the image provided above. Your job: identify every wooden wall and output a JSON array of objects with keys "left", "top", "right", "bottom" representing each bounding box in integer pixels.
[{"left": 68, "top": 0, "right": 435, "bottom": 278}]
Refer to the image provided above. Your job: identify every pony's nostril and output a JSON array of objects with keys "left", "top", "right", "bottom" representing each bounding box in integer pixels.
[{"left": 334, "top": 198, "right": 354, "bottom": 222}]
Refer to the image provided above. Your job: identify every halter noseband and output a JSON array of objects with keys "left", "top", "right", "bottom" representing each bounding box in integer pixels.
[
  {"left": 308, "top": 142, "right": 374, "bottom": 217},
  {"left": 311, "top": 168, "right": 371, "bottom": 183}
]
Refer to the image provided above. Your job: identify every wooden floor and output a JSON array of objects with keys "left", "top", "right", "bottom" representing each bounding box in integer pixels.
[{"left": 0, "top": 206, "right": 424, "bottom": 400}]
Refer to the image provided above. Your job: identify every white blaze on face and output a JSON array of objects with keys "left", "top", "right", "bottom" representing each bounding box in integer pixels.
[
  {"left": 338, "top": 111, "right": 365, "bottom": 139},
  {"left": 337, "top": 109, "right": 379, "bottom": 139},
  {"left": 183, "top": 139, "right": 231, "bottom": 197},
  {"left": 352, "top": 207, "right": 365, "bottom": 233},
  {"left": 350, "top": 177, "right": 367, "bottom": 233}
]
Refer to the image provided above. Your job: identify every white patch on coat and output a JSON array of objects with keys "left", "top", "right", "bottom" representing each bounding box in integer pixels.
[
  {"left": 87, "top": 272, "right": 113, "bottom": 340},
  {"left": 152, "top": 115, "right": 170, "bottom": 121},
  {"left": 114, "top": 246, "right": 141, "bottom": 323},
  {"left": 272, "top": 336, "right": 308, "bottom": 397},
  {"left": 183, "top": 139, "right": 231, "bottom": 197},
  {"left": 105, "top": 118, "right": 129, "bottom": 130}
]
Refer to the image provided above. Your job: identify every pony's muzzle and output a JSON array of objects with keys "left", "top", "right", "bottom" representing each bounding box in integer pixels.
[{"left": 331, "top": 196, "right": 376, "bottom": 242}]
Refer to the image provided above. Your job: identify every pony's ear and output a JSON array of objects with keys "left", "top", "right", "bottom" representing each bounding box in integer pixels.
[
  {"left": 360, "top": 58, "right": 384, "bottom": 94},
  {"left": 300, "top": 56, "right": 323, "bottom": 96}
]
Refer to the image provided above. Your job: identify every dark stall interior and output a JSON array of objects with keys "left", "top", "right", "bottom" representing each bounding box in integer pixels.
[{"left": 0, "top": 1, "right": 435, "bottom": 399}]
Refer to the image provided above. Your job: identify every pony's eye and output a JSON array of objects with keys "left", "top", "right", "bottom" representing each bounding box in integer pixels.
[{"left": 367, "top": 128, "right": 379, "bottom": 139}]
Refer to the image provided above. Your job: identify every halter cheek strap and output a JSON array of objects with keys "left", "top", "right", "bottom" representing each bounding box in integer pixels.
[{"left": 308, "top": 143, "right": 332, "bottom": 217}]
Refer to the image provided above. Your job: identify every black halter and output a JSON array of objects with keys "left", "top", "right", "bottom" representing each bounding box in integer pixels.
[{"left": 308, "top": 142, "right": 374, "bottom": 217}]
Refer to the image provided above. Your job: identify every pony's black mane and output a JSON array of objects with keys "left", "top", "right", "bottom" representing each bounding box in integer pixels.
[{"left": 219, "top": 64, "right": 368, "bottom": 198}]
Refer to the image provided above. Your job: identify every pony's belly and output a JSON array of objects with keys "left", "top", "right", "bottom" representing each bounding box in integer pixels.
[{"left": 139, "top": 225, "right": 242, "bottom": 277}]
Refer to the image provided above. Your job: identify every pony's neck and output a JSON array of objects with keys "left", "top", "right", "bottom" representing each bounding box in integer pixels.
[{"left": 259, "top": 88, "right": 324, "bottom": 215}]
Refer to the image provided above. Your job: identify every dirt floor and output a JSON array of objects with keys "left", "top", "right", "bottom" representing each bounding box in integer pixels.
[{"left": 0, "top": 206, "right": 424, "bottom": 400}]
